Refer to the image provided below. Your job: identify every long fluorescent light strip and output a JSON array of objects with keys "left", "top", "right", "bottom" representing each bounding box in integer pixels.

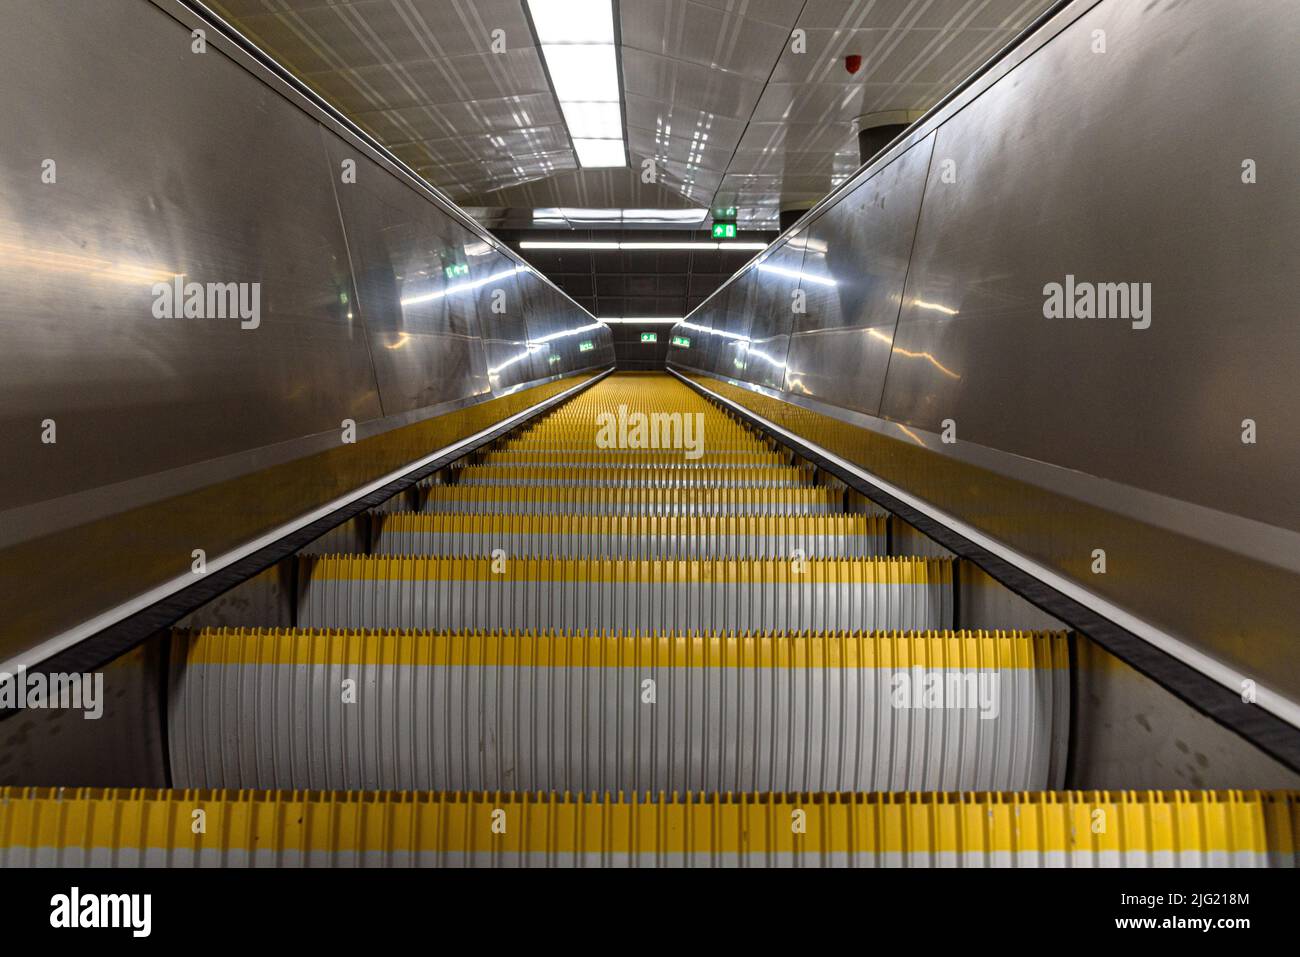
[
  {"left": 528, "top": 0, "right": 625, "bottom": 168},
  {"left": 519, "top": 241, "right": 768, "bottom": 251},
  {"left": 600, "top": 317, "right": 683, "bottom": 324},
  {"left": 533, "top": 208, "right": 709, "bottom": 225}
]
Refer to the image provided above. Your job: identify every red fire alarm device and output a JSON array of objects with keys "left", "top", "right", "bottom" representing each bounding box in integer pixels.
[{"left": 845, "top": 54, "right": 862, "bottom": 74}]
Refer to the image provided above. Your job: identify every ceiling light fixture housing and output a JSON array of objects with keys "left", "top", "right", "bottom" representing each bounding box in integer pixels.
[{"left": 527, "top": 0, "right": 626, "bottom": 168}]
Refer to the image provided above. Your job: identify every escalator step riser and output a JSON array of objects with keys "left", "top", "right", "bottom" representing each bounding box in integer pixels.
[
  {"left": 373, "top": 516, "right": 886, "bottom": 559},
  {"left": 477, "top": 452, "right": 787, "bottom": 466},
  {"left": 451, "top": 468, "right": 813, "bottom": 489},
  {"left": 297, "top": 557, "right": 954, "bottom": 632},
  {"left": 2, "top": 788, "right": 1294, "bottom": 868},
  {"left": 168, "top": 628, "right": 1068, "bottom": 793},
  {"left": 417, "top": 487, "right": 846, "bottom": 516}
]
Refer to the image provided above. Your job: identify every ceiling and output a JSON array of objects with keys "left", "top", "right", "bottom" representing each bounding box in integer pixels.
[{"left": 211, "top": 0, "right": 1055, "bottom": 228}]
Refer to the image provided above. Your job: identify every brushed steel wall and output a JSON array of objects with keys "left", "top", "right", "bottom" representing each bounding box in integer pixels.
[
  {"left": 0, "top": 0, "right": 612, "bottom": 670},
  {"left": 670, "top": 0, "right": 1300, "bottom": 718}
]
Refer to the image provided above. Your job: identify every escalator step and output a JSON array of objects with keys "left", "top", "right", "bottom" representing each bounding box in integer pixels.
[
  {"left": 477, "top": 450, "right": 787, "bottom": 466},
  {"left": 417, "top": 485, "right": 847, "bottom": 515},
  {"left": 448, "top": 463, "right": 815, "bottom": 488},
  {"left": 296, "top": 556, "right": 954, "bottom": 632},
  {"left": 168, "top": 627, "right": 1068, "bottom": 792},
  {"left": 2, "top": 788, "right": 1294, "bottom": 868},
  {"left": 372, "top": 512, "right": 888, "bottom": 558}
]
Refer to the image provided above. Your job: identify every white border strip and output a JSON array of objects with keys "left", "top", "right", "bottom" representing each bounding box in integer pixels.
[
  {"left": 674, "top": 369, "right": 1300, "bottom": 732},
  {"left": 3, "top": 370, "right": 612, "bottom": 675}
]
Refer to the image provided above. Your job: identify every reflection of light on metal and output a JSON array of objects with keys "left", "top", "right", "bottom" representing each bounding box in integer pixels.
[
  {"left": 385, "top": 332, "right": 412, "bottom": 350},
  {"left": 786, "top": 236, "right": 828, "bottom": 254},
  {"left": 784, "top": 374, "right": 811, "bottom": 394},
  {"left": 896, "top": 424, "right": 927, "bottom": 446},
  {"left": 527, "top": 321, "right": 606, "bottom": 346},
  {"left": 0, "top": 240, "right": 180, "bottom": 285},
  {"left": 488, "top": 345, "right": 542, "bottom": 377},
  {"left": 912, "top": 299, "right": 959, "bottom": 316},
  {"left": 868, "top": 329, "right": 960, "bottom": 379},
  {"left": 757, "top": 263, "right": 836, "bottom": 287},
  {"left": 741, "top": 342, "right": 787, "bottom": 370},
  {"left": 680, "top": 320, "right": 749, "bottom": 342},
  {"left": 400, "top": 265, "right": 526, "bottom": 306}
]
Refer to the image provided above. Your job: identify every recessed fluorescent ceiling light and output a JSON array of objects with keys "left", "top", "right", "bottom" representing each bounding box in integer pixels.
[
  {"left": 531, "top": 208, "right": 708, "bottom": 225},
  {"left": 572, "top": 138, "right": 626, "bottom": 168},
  {"left": 601, "top": 317, "right": 683, "bottom": 324},
  {"left": 520, "top": 241, "right": 768, "bottom": 251},
  {"left": 528, "top": 0, "right": 624, "bottom": 169},
  {"left": 559, "top": 101, "right": 622, "bottom": 139},
  {"left": 527, "top": 0, "right": 614, "bottom": 43}
]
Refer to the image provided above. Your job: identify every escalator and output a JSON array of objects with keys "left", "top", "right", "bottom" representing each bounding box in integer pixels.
[{"left": 2, "top": 372, "right": 1295, "bottom": 867}]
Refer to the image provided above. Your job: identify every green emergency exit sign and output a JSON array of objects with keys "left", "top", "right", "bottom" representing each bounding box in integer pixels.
[
  {"left": 640, "top": 332, "right": 658, "bottom": 343},
  {"left": 711, "top": 222, "right": 736, "bottom": 239},
  {"left": 671, "top": 335, "right": 691, "bottom": 348},
  {"left": 443, "top": 262, "right": 469, "bottom": 279},
  {"left": 578, "top": 340, "right": 594, "bottom": 352}
]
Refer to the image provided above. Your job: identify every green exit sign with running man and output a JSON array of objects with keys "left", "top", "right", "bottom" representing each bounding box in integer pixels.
[{"left": 640, "top": 332, "right": 658, "bottom": 343}]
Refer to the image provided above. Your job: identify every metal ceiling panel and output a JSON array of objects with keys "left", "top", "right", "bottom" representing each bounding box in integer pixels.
[{"left": 210, "top": 0, "right": 1057, "bottom": 226}]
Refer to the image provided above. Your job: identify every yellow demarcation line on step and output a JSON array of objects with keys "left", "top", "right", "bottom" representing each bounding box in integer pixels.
[
  {"left": 303, "top": 555, "right": 952, "bottom": 585},
  {"left": 0, "top": 789, "right": 1295, "bottom": 858},
  {"left": 175, "top": 628, "right": 1068, "bottom": 670}
]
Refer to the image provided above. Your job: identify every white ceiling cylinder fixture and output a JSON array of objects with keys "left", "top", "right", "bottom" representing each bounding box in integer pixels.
[{"left": 527, "top": 0, "right": 626, "bottom": 168}]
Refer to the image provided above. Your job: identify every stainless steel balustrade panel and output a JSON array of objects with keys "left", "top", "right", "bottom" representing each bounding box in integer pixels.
[
  {"left": 783, "top": 136, "right": 935, "bottom": 413},
  {"left": 716, "top": 274, "right": 758, "bottom": 378},
  {"left": 882, "top": 0, "right": 1300, "bottom": 533},
  {"left": 325, "top": 134, "right": 492, "bottom": 413},
  {"left": 0, "top": 0, "right": 379, "bottom": 512},
  {"left": 476, "top": 255, "right": 535, "bottom": 394},
  {"left": 741, "top": 236, "right": 806, "bottom": 391}
]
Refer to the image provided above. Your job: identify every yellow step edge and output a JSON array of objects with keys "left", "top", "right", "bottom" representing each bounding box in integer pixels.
[
  {"left": 1, "top": 788, "right": 1294, "bottom": 858},
  {"left": 174, "top": 628, "right": 1068, "bottom": 669}
]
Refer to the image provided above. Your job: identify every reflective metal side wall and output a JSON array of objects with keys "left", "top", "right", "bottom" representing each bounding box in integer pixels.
[
  {"left": 670, "top": 0, "right": 1300, "bottom": 718},
  {"left": 0, "top": 0, "right": 612, "bottom": 669}
]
